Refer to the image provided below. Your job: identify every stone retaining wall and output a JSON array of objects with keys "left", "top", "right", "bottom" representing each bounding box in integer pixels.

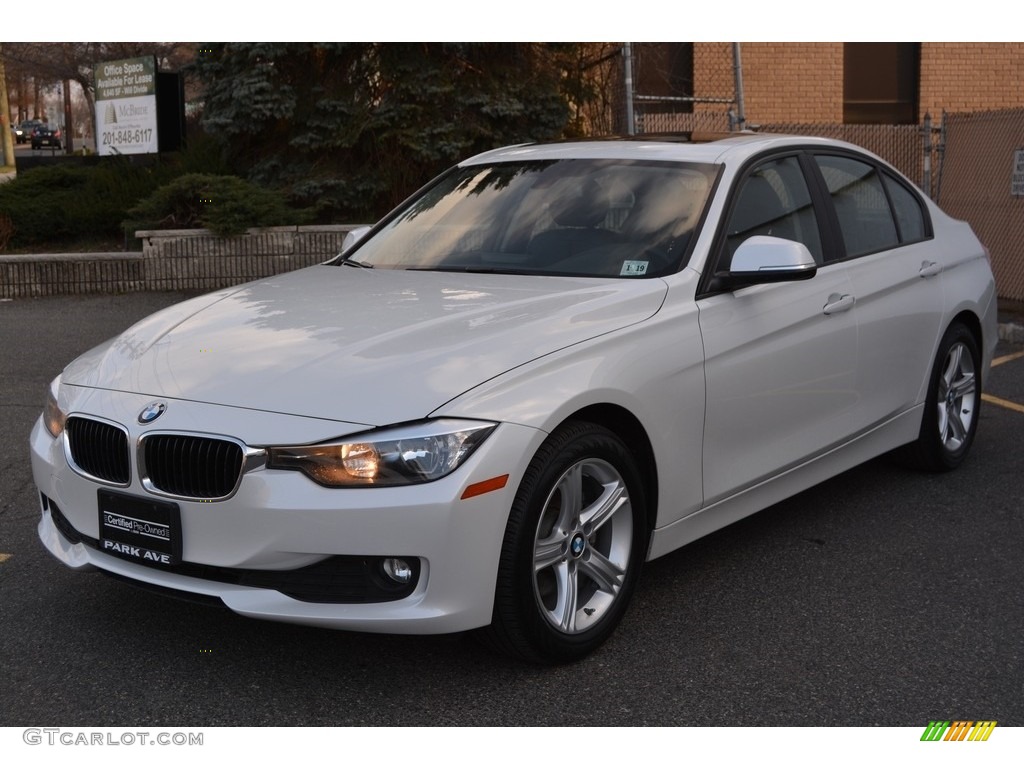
[{"left": 0, "top": 225, "right": 364, "bottom": 299}]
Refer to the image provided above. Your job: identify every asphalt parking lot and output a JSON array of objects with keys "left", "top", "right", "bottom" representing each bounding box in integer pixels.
[{"left": 1, "top": 292, "right": 1022, "bottom": 727}]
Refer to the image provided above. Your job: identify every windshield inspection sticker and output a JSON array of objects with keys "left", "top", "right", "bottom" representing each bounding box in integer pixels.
[{"left": 620, "top": 260, "right": 649, "bottom": 276}]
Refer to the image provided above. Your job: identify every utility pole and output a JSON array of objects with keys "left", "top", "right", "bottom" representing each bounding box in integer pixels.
[
  {"left": 0, "top": 45, "right": 15, "bottom": 169},
  {"left": 731, "top": 43, "right": 746, "bottom": 132},
  {"left": 623, "top": 42, "right": 635, "bottom": 136},
  {"left": 63, "top": 78, "right": 74, "bottom": 153}
]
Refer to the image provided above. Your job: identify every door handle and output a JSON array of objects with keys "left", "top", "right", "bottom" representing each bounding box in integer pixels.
[
  {"left": 823, "top": 293, "right": 855, "bottom": 315},
  {"left": 919, "top": 260, "right": 943, "bottom": 278}
]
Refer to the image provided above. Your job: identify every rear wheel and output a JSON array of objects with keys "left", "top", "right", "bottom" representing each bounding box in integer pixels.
[
  {"left": 902, "top": 322, "right": 981, "bottom": 471},
  {"left": 482, "top": 421, "right": 648, "bottom": 663}
]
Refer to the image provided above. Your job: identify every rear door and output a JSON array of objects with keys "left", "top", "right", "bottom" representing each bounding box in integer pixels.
[{"left": 808, "top": 152, "right": 944, "bottom": 431}]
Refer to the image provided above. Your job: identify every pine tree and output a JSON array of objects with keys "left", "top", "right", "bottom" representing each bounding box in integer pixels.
[{"left": 189, "top": 43, "right": 572, "bottom": 221}]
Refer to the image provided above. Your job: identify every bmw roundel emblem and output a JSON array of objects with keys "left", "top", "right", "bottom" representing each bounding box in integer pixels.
[
  {"left": 570, "top": 534, "right": 586, "bottom": 558},
  {"left": 138, "top": 401, "right": 167, "bottom": 424}
]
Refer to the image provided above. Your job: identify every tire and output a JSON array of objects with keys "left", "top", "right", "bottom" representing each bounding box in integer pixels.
[
  {"left": 481, "top": 421, "right": 649, "bottom": 663},
  {"left": 902, "top": 322, "right": 981, "bottom": 471}
]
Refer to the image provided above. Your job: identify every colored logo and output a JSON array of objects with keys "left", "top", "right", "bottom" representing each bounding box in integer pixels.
[
  {"left": 920, "top": 721, "right": 997, "bottom": 741},
  {"left": 138, "top": 401, "right": 166, "bottom": 424},
  {"left": 570, "top": 534, "right": 586, "bottom": 558}
]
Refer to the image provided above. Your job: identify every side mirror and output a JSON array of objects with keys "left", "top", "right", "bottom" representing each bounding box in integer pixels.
[
  {"left": 720, "top": 236, "right": 817, "bottom": 289},
  {"left": 341, "top": 225, "right": 371, "bottom": 256}
]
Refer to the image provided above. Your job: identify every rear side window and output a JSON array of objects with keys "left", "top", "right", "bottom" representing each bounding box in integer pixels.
[
  {"left": 814, "top": 155, "right": 898, "bottom": 258},
  {"left": 883, "top": 172, "right": 927, "bottom": 243}
]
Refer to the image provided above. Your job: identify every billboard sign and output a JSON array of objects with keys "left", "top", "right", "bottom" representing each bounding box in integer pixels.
[{"left": 95, "top": 56, "right": 159, "bottom": 155}]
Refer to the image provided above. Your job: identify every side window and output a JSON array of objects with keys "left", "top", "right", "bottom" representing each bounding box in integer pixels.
[
  {"left": 814, "top": 155, "right": 899, "bottom": 258},
  {"left": 725, "top": 155, "right": 822, "bottom": 264},
  {"left": 883, "top": 172, "right": 928, "bottom": 243}
]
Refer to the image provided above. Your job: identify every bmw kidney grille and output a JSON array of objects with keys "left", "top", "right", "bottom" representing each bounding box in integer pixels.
[
  {"left": 65, "top": 416, "right": 131, "bottom": 485},
  {"left": 65, "top": 416, "right": 245, "bottom": 499},
  {"left": 140, "top": 434, "right": 244, "bottom": 499}
]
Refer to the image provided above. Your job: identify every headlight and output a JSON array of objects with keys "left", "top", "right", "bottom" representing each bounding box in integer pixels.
[
  {"left": 267, "top": 419, "right": 497, "bottom": 487},
  {"left": 43, "top": 377, "right": 66, "bottom": 438}
]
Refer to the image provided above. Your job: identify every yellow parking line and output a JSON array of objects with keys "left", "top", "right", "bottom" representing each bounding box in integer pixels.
[
  {"left": 983, "top": 393, "right": 1024, "bottom": 414},
  {"left": 992, "top": 350, "right": 1024, "bottom": 367}
]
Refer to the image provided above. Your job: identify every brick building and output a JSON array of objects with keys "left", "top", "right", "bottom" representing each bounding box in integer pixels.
[
  {"left": 630, "top": 42, "right": 1024, "bottom": 305},
  {"left": 691, "top": 42, "right": 1024, "bottom": 126}
]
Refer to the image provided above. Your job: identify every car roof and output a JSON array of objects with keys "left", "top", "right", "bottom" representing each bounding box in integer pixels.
[{"left": 461, "top": 133, "right": 879, "bottom": 168}]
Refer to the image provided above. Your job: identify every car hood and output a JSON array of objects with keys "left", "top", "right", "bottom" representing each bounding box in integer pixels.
[{"left": 63, "top": 265, "right": 667, "bottom": 425}]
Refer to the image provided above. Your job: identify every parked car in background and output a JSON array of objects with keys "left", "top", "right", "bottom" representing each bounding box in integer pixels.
[
  {"left": 31, "top": 133, "right": 997, "bottom": 663},
  {"left": 14, "top": 119, "right": 44, "bottom": 144},
  {"left": 31, "top": 124, "right": 62, "bottom": 150}
]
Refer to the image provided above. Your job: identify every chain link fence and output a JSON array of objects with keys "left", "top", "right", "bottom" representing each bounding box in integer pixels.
[
  {"left": 590, "top": 43, "right": 737, "bottom": 135},
  {"left": 939, "top": 109, "right": 1024, "bottom": 303},
  {"left": 757, "top": 123, "right": 925, "bottom": 190}
]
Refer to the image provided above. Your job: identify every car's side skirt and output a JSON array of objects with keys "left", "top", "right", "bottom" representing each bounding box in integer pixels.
[{"left": 646, "top": 405, "right": 924, "bottom": 560}]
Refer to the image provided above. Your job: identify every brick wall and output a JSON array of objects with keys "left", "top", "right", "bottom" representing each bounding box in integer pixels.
[
  {"left": 919, "top": 43, "right": 1024, "bottom": 119},
  {"left": 692, "top": 43, "right": 1024, "bottom": 126},
  {"left": 742, "top": 43, "right": 843, "bottom": 124},
  {"left": 694, "top": 43, "right": 843, "bottom": 124},
  {"left": 693, "top": 42, "right": 735, "bottom": 116}
]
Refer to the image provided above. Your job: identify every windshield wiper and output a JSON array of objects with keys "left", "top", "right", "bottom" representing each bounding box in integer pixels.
[
  {"left": 340, "top": 258, "right": 373, "bottom": 269},
  {"left": 407, "top": 266, "right": 530, "bottom": 275}
]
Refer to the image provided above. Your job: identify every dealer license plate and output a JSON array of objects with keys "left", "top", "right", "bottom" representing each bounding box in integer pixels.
[{"left": 98, "top": 490, "right": 181, "bottom": 565}]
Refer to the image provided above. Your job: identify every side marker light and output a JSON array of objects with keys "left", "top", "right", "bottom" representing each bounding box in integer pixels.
[{"left": 461, "top": 474, "right": 510, "bottom": 500}]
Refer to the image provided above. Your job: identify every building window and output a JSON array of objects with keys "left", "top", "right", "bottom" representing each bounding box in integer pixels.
[
  {"left": 843, "top": 43, "right": 920, "bottom": 124},
  {"left": 634, "top": 43, "right": 695, "bottom": 114}
]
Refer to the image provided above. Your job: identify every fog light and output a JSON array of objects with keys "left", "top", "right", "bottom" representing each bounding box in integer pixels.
[{"left": 382, "top": 557, "right": 413, "bottom": 584}]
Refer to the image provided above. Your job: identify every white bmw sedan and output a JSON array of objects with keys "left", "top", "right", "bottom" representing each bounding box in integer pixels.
[{"left": 31, "top": 135, "right": 997, "bottom": 662}]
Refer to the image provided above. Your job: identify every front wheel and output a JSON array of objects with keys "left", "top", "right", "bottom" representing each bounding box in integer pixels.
[
  {"left": 482, "top": 421, "right": 649, "bottom": 663},
  {"left": 901, "top": 321, "right": 981, "bottom": 471}
]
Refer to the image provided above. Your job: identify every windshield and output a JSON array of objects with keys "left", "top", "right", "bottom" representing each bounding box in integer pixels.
[{"left": 343, "top": 158, "right": 719, "bottom": 278}]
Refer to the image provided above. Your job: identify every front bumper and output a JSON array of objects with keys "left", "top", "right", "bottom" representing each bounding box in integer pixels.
[{"left": 30, "top": 393, "right": 544, "bottom": 635}]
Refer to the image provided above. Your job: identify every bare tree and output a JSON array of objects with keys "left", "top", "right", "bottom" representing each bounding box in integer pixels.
[{"left": 564, "top": 43, "right": 626, "bottom": 137}]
